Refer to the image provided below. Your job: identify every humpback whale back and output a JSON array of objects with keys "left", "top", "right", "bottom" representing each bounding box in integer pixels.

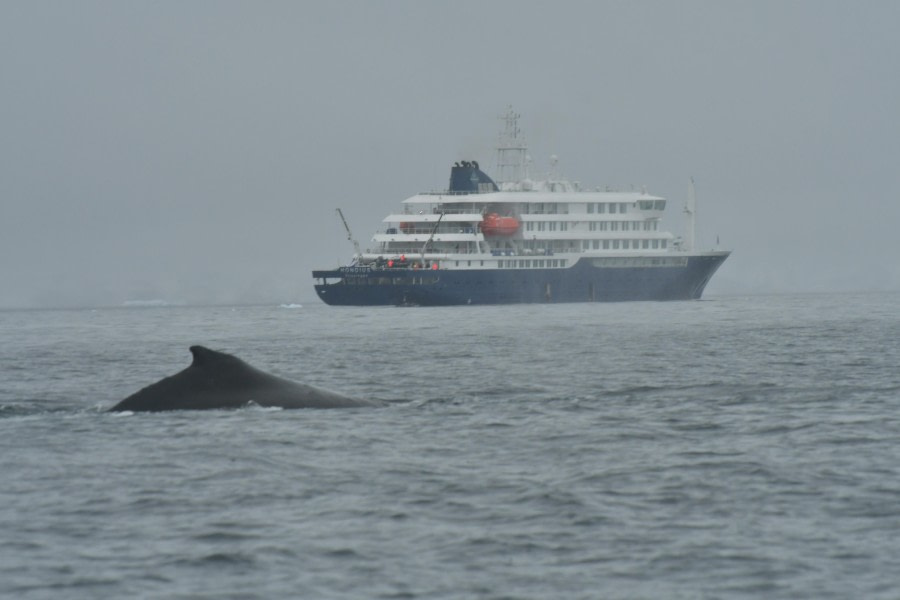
[{"left": 109, "top": 346, "right": 379, "bottom": 412}]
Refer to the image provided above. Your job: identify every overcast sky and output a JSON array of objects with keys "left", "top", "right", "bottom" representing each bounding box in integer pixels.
[{"left": 2, "top": 1, "right": 898, "bottom": 308}]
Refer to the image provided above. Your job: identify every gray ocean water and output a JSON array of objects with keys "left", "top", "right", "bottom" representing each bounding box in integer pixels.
[{"left": 1, "top": 293, "right": 899, "bottom": 599}]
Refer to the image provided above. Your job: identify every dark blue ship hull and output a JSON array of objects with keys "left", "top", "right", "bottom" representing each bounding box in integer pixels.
[{"left": 313, "top": 253, "right": 729, "bottom": 306}]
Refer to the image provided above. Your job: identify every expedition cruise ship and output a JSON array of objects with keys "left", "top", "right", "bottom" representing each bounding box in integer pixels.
[{"left": 313, "top": 109, "right": 729, "bottom": 306}]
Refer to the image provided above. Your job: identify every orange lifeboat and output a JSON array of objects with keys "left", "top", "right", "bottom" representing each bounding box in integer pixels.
[{"left": 481, "top": 213, "right": 519, "bottom": 236}]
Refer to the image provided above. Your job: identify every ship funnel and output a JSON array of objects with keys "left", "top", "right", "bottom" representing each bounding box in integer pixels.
[{"left": 449, "top": 161, "right": 499, "bottom": 193}]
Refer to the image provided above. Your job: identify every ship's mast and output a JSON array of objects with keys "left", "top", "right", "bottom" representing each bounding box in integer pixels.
[
  {"left": 495, "top": 106, "right": 528, "bottom": 187},
  {"left": 684, "top": 178, "right": 697, "bottom": 252}
]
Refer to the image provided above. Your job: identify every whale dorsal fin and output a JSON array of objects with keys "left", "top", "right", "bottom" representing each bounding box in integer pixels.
[{"left": 189, "top": 345, "right": 234, "bottom": 367}]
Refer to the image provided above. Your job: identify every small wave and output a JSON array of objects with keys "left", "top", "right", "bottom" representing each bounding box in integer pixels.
[
  {"left": 241, "top": 401, "right": 283, "bottom": 411},
  {"left": 192, "top": 531, "right": 260, "bottom": 543},
  {"left": 121, "top": 299, "right": 172, "bottom": 307},
  {"left": 186, "top": 552, "right": 257, "bottom": 567},
  {"left": 0, "top": 402, "right": 85, "bottom": 418},
  {"left": 279, "top": 303, "right": 303, "bottom": 309},
  {"left": 324, "top": 547, "right": 362, "bottom": 559}
]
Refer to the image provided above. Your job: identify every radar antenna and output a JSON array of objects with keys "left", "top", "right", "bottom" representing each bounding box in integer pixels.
[
  {"left": 335, "top": 208, "right": 362, "bottom": 261},
  {"left": 683, "top": 178, "right": 697, "bottom": 252}
]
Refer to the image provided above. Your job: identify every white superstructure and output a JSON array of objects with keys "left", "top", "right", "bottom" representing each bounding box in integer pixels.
[{"left": 358, "top": 107, "right": 700, "bottom": 271}]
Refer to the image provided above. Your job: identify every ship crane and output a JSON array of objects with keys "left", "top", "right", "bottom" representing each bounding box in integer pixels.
[
  {"left": 420, "top": 212, "right": 445, "bottom": 266},
  {"left": 335, "top": 208, "right": 362, "bottom": 262}
]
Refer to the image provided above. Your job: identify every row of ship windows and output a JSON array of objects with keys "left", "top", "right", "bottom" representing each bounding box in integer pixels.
[
  {"left": 583, "top": 239, "right": 668, "bottom": 250},
  {"left": 451, "top": 259, "right": 569, "bottom": 268},
  {"left": 524, "top": 221, "right": 659, "bottom": 232},
  {"left": 495, "top": 254, "right": 681, "bottom": 270},
  {"left": 444, "top": 238, "right": 668, "bottom": 261},
  {"left": 492, "top": 256, "right": 684, "bottom": 270},
  {"left": 526, "top": 221, "right": 568, "bottom": 231},
  {"left": 492, "top": 250, "right": 674, "bottom": 269},
  {"left": 592, "top": 221, "right": 657, "bottom": 231},
  {"left": 520, "top": 201, "right": 664, "bottom": 214},
  {"left": 496, "top": 259, "right": 568, "bottom": 269},
  {"left": 454, "top": 239, "right": 668, "bottom": 268},
  {"left": 436, "top": 201, "right": 666, "bottom": 216},
  {"left": 586, "top": 201, "right": 665, "bottom": 213},
  {"left": 344, "top": 276, "right": 439, "bottom": 286},
  {"left": 592, "top": 256, "right": 688, "bottom": 268}
]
